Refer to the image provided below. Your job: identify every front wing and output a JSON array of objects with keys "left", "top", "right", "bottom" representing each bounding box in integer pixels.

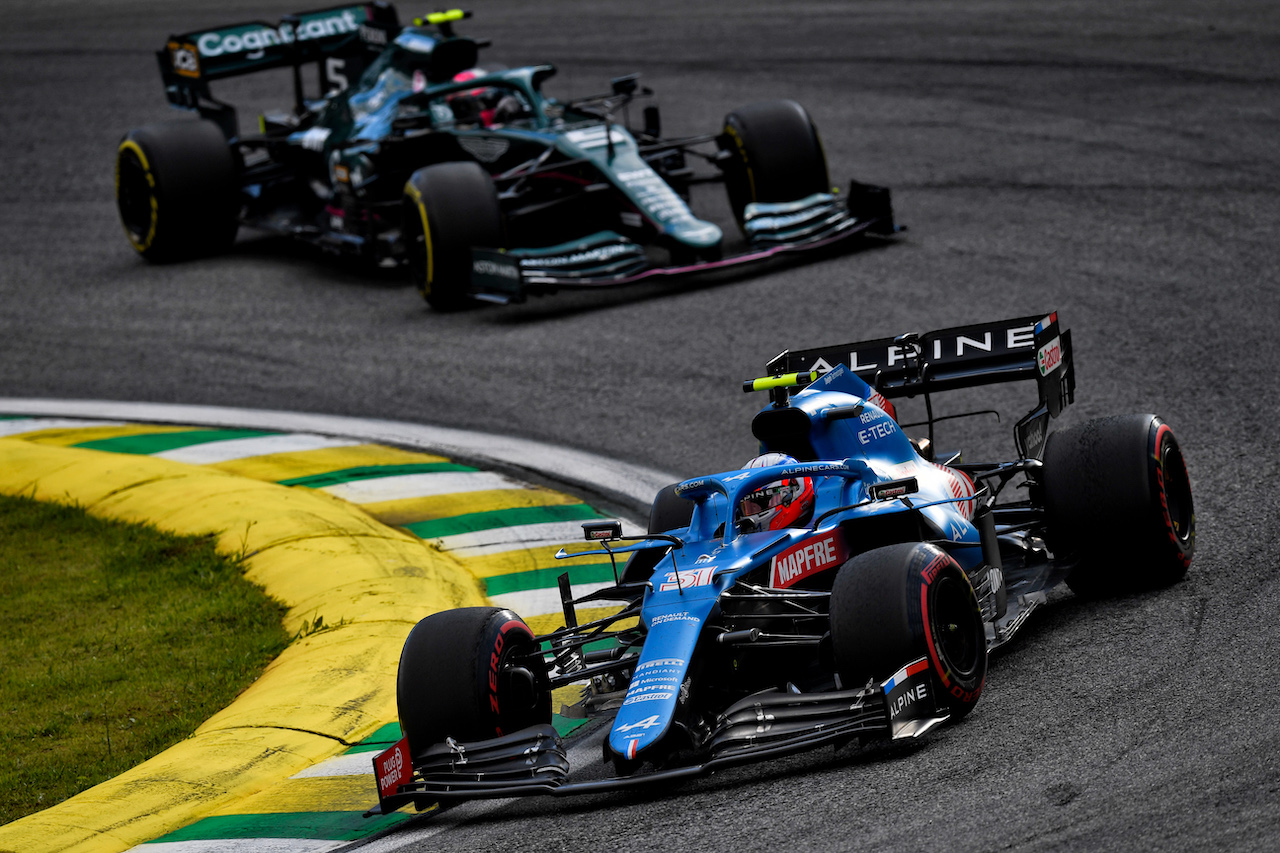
[
  {"left": 466, "top": 184, "right": 897, "bottom": 304},
  {"left": 367, "top": 656, "right": 943, "bottom": 816}
]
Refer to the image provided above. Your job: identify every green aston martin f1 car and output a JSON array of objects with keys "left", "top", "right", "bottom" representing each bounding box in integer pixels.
[{"left": 115, "top": 4, "right": 897, "bottom": 309}]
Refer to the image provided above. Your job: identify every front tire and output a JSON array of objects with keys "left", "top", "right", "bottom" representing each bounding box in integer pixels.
[
  {"left": 396, "top": 607, "right": 549, "bottom": 762},
  {"left": 115, "top": 120, "right": 239, "bottom": 262},
  {"left": 830, "top": 543, "right": 987, "bottom": 720},
  {"left": 1041, "top": 414, "right": 1195, "bottom": 597},
  {"left": 403, "top": 161, "right": 504, "bottom": 311},
  {"left": 720, "top": 100, "right": 830, "bottom": 229}
]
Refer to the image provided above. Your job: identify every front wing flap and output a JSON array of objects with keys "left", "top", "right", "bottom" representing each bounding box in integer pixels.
[{"left": 465, "top": 184, "right": 896, "bottom": 305}]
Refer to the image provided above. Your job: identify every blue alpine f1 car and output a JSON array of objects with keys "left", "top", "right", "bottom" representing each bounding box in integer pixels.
[
  {"left": 115, "top": 4, "right": 896, "bottom": 310},
  {"left": 370, "top": 311, "right": 1194, "bottom": 811}
]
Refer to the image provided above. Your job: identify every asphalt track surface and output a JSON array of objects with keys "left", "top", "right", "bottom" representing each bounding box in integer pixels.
[{"left": 3, "top": 1, "right": 1279, "bottom": 850}]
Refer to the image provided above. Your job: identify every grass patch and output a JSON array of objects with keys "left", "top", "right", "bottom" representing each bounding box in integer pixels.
[{"left": 0, "top": 493, "right": 290, "bottom": 825}]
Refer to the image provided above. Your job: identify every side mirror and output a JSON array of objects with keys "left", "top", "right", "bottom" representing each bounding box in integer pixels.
[
  {"left": 869, "top": 477, "right": 919, "bottom": 502},
  {"left": 583, "top": 520, "right": 623, "bottom": 541},
  {"left": 610, "top": 73, "right": 640, "bottom": 96}
]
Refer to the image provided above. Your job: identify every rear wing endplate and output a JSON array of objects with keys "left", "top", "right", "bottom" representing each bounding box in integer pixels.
[{"left": 767, "top": 312, "right": 1075, "bottom": 458}]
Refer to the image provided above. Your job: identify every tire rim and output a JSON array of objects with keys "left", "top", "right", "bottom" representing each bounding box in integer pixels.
[
  {"left": 931, "top": 572, "right": 984, "bottom": 679},
  {"left": 1161, "top": 438, "right": 1194, "bottom": 546},
  {"left": 117, "top": 149, "right": 154, "bottom": 246},
  {"left": 492, "top": 629, "right": 547, "bottom": 731},
  {"left": 403, "top": 200, "right": 428, "bottom": 290}
]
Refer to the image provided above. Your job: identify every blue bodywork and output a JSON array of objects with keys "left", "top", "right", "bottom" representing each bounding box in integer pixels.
[{"left": 597, "top": 364, "right": 983, "bottom": 762}]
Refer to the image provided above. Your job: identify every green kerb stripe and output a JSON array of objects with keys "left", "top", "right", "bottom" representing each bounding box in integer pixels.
[
  {"left": 147, "top": 810, "right": 411, "bottom": 843},
  {"left": 73, "top": 429, "right": 276, "bottom": 455},
  {"left": 484, "top": 562, "right": 618, "bottom": 596},
  {"left": 405, "top": 503, "right": 603, "bottom": 539},
  {"left": 278, "top": 462, "right": 477, "bottom": 489},
  {"left": 553, "top": 716, "right": 589, "bottom": 737},
  {"left": 343, "top": 721, "right": 404, "bottom": 754}
]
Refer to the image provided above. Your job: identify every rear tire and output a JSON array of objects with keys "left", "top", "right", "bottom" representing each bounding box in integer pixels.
[
  {"left": 403, "top": 161, "right": 504, "bottom": 311},
  {"left": 115, "top": 120, "right": 239, "bottom": 262},
  {"left": 720, "top": 100, "right": 830, "bottom": 228},
  {"left": 830, "top": 543, "right": 987, "bottom": 720},
  {"left": 396, "top": 607, "right": 549, "bottom": 761},
  {"left": 1041, "top": 414, "right": 1195, "bottom": 597}
]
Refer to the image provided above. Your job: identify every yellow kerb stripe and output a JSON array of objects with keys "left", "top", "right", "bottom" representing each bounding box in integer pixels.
[
  {"left": 361, "top": 487, "right": 581, "bottom": 527},
  {"left": 455, "top": 543, "right": 585, "bottom": 579},
  {"left": 12, "top": 423, "right": 193, "bottom": 447},
  {"left": 215, "top": 774, "right": 380, "bottom": 815}
]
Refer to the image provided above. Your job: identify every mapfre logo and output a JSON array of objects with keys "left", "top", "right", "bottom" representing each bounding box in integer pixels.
[
  {"left": 769, "top": 531, "right": 847, "bottom": 588},
  {"left": 1037, "top": 335, "right": 1062, "bottom": 376},
  {"left": 169, "top": 42, "right": 200, "bottom": 78}
]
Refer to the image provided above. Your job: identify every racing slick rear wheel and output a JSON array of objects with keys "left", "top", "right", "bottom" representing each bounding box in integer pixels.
[
  {"left": 396, "top": 607, "right": 550, "bottom": 762},
  {"left": 830, "top": 543, "right": 987, "bottom": 720},
  {"left": 114, "top": 120, "right": 239, "bottom": 262},
  {"left": 403, "top": 161, "right": 504, "bottom": 311},
  {"left": 720, "top": 100, "right": 830, "bottom": 229},
  {"left": 1040, "top": 414, "right": 1195, "bottom": 597}
]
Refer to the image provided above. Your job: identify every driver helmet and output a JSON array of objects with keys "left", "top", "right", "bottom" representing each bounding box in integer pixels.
[
  {"left": 736, "top": 453, "right": 816, "bottom": 533},
  {"left": 449, "top": 68, "right": 524, "bottom": 126},
  {"left": 447, "top": 68, "right": 492, "bottom": 124}
]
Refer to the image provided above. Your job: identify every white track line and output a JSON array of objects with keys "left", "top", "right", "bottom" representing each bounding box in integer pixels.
[
  {"left": 155, "top": 433, "right": 362, "bottom": 464},
  {"left": 0, "top": 417, "right": 125, "bottom": 436},
  {"left": 0, "top": 400, "right": 677, "bottom": 515},
  {"left": 291, "top": 752, "right": 378, "bottom": 779},
  {"left": 137, "top": 841, "right": 346, "bottom": 853},
  {"left": 321, "top": 471, "right": 517, "bottom": 504}
]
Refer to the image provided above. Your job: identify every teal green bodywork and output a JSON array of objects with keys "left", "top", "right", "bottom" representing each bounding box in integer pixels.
[{"left": 300, "top": 26, "right": 722, "bottom": 250}]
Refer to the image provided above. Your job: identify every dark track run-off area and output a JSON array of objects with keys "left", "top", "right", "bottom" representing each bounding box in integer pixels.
[{"left": 3, "top": 1, "right": 1279, "bottom": 850}]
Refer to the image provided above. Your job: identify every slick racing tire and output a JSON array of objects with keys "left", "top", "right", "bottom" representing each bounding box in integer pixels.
[
  {"left": 1040, "top": 414, "right": 1195, "bottom": 597},
  {"left": 396, "top": 607, "right": 549, "bottom": 762},
  {"left": 115, "top": 120, "right": 239, "bottom": 262},
  {"left": 720, "top": 100, "right": 830, "bottom": 229},
  {"left": 403, "top": 161, "right": 504, "bottom": 311},
  {"left": 621, "top": 484, "right": 694, "bottom": 584},
  {"left": 830, "top": 543, "right": 987, "bottom": 720}
]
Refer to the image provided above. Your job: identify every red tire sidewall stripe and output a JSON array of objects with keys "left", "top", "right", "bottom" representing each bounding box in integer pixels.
[
  {"left": 1150, "top": 422, "right": 1193, "bottom": 568},
  {"left": 919, "top": 551, "right": 949, "bottom": 689},
  {"left": 487, "top": 617, "right": 532, "bottom": 736},
  {"left": 919, "top": 550, "right": 983, "bottom": 706}
]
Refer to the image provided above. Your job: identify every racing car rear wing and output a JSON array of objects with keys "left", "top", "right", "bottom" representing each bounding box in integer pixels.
[
  {"left": 767, "top": 312, "right": 1075, "bottom": 458},
  {"left": 156, "top": 2, "right": 402, "bottom": 136}
]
